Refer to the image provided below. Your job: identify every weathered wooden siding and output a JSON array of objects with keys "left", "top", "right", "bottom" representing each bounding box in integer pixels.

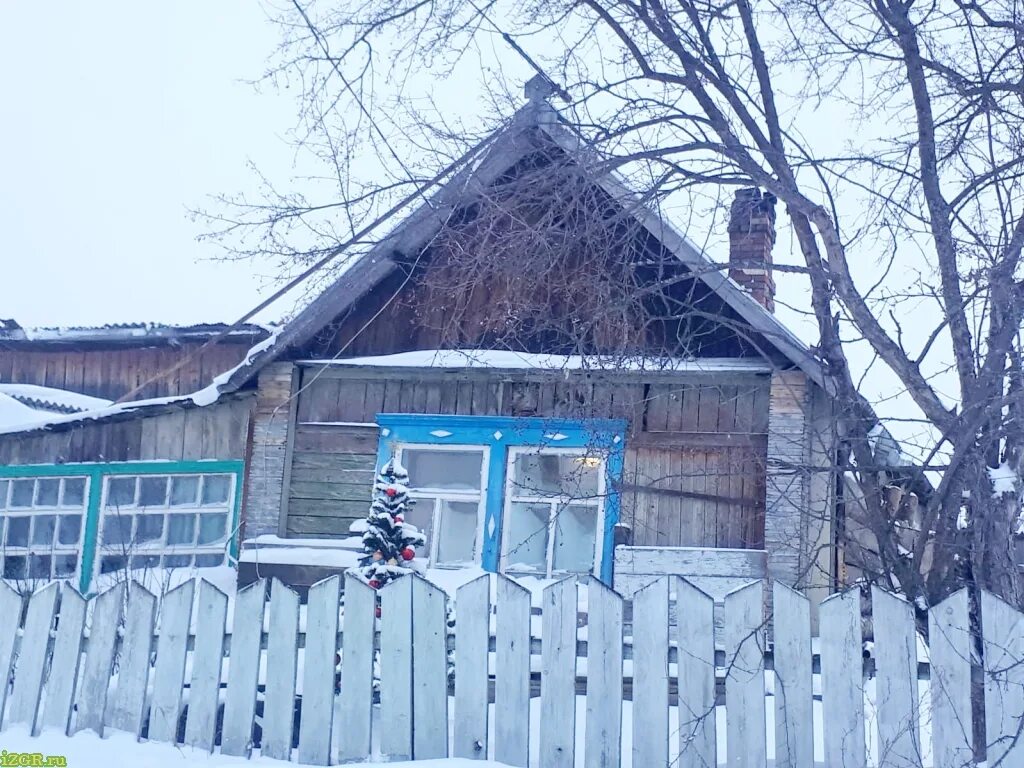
[
  {"left": 0, "top": 344, "right": 255, "bottom": 401},
  {"left": 0, "top": 396, "right": 253, "bottom": 465},
  {"left": 281, "top": 365, "right": 769, "bottom": 547}
]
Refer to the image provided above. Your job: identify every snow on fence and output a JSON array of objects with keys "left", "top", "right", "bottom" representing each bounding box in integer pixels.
[{"left": 0, "top": 574, "right": 1020, "bottom": 766}]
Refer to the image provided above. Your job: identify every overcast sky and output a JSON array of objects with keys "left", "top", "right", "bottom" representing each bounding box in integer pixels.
[{"left": 1, "top": 1, "right": 293, "bottom": 329}]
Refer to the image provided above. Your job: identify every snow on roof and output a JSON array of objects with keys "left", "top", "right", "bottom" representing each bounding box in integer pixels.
[
  {"left": 0, "top": 393, "right": 47, "bottom": 431},
  {"left": 297, "top": 349, "right": 774, "bottom": 373},
  {"left": 0, "top": 329, "right": 280, "bottom": 437},
  {"left": 0, "top": 321, "right": 275, "bottom": 346},
  {"left": 0, "top": 383, "right": 112, "bottom": 413}
]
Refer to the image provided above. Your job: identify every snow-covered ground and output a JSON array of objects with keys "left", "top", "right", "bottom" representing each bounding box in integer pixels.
[{"left": 1, "top": 727, "right": 512, "bottom": 768}]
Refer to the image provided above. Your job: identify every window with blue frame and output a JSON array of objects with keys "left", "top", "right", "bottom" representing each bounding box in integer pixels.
[{"left": 376, "top": 415, "right": 626, "bottom": 582}]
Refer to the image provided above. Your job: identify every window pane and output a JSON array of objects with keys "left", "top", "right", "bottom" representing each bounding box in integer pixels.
[
  {"left": 195, "top": 553, "right": 224, "bottom": 567},
  {"left": 198, "top": 513, "right": 227, "bottom": 545},
  {"left": 10, "top": 480, "right": 34, "bottom": 508},
  {"left": 139, "top": 477, "right": 168, "bottom": 507},
  {"left": 552, "top": 504, "right": 598, "bottom": 573},
  {"left": 61, "top": 478, "right": 86, "bottom": 508},
  {"left": 31, "top": 515, "right": 56, "bottom": 547},
  {"left": 0, "top": 479, "right": 8, "bottom": 508},
  {"left": 28, "top": 555, "right": 51, "bottom": 579},
  {"left": 435, "top": 500, "right": 478, "bottom": 564},
  {"left": 131, "top": 555, "right": 161, "bottom": 570},
  {"left": 107, "top": 477, "right": 136, "bottom": 508},
  {"left": 163, "top": 554, "right": 192, "bottom": 568},
  {"left": 404, "top": 499, "right": 435, "bottom": 559},
  {"left": 100, "top": 555, "right": 127, "bottom": 574},
  {"left": 201, "top": 475, "right": 231, "bottom": 505},
  {"left": 54, "top": 554, "right": 78, "bottom": 577},
  {"left": 57, "top": 515, "right": 82, "bottom": 546},
  {"left": 167, "top": 514, "right": 195, "bottom": 545},
  {"left": 3, "top": 556, "right": 26, "bottom": 579},
  {"left": 135, "top": 514, "right": 164, "bottom": 545},
  {"left": 170, "top": 476, "right": 199, "bottom": 506},
  {"left": 102, "top": 515, "right": 133, "bottom": 548},
  {"left": 404, "top": 450, "right": 483, "bottom": 491},
  {"left": 504, "top": 503, "right": 549, "bottom": 571},
  {"left": 511, "top": 453, "right": 600, "bottom": 498},
  {"left": 36, "top": 479, "right": 60, "bottom": 507},
  {"left": 6, "top": 517, "right": 29, "bottom": 547}
]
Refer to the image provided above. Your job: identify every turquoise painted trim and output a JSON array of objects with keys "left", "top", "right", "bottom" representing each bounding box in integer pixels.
[
  {"left": 0, "top": 460, "right": 244, "bottom": 593},
  {"left": 80, "top": 469, "right": 103, "bottom": 593},
  {"left": 375, "top": 414, "right": 626, "bottom": 582}
]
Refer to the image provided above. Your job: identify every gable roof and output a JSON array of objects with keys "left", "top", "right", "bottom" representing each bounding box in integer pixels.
[{"left": 213, "top": 101, "right": 823, "bottom": 396}]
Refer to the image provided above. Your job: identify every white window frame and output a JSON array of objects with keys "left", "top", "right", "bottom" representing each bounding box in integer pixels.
[
  {"left": 500, "top": 446, "right": 607, "bottom": 578},
  {"left": 396, "top": 443, "right": 489, "bottom": 567},
  {"left": 95, "top": 472, "right": 235, "bottom": 578},
  {"left": 0, "top": 475, "right": 89, "bottom": 582}
]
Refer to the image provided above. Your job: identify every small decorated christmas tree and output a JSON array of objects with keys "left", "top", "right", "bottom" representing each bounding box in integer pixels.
[{"left": 357, "top": 458, "right": 426, "bottom": 590}]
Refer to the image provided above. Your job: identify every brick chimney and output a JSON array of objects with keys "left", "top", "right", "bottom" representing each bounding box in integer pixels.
[{"left": 728, "top": 188, "right": 777, "bottom": 312}]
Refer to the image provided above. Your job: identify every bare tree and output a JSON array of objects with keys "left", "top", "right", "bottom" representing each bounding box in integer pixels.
[{"left": 203, "top": 0, "right": 1024, "bottom": 611}]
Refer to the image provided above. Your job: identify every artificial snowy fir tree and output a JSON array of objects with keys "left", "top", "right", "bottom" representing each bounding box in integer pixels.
[{"left": 357, "top": 458, "right": 425, "bottom": 591}]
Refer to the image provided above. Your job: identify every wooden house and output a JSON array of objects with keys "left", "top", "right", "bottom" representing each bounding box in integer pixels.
[
  {"left": 214, "top": 98, "right": 840, "bottom": 609},
  {"left": 0, "top": 323, "right": 269, "bottom": 592}
]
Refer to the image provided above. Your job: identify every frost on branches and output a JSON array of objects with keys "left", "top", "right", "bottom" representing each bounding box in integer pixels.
[{"left": 356, "top": 458, "right": 426, "bottom": 590}]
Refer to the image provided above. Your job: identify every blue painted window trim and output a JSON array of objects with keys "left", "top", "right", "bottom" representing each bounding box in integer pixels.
[{"left": 375, "top": 414, "right": 626, "bottom": 583}]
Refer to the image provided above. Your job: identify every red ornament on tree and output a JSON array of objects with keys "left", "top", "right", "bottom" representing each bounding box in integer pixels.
[
  {"left": 401, "top": 547, "right": 415, "bottom": 561},
  {"left": 394, "top": 516, "right": 404, "bottom": 523},
  {"left": 385, "top": 487, "right": 397, "bottom": 497},
  {"left": 368, "top": 579, "right": 381, "bottom": 589}
]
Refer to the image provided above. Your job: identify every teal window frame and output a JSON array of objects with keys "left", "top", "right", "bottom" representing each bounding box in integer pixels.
[
  {"left": 375, "top": 414, "right": 626, "bottom": 583},
  {"left": 0, "top": 460, "right": 244, "bottom": 594}
]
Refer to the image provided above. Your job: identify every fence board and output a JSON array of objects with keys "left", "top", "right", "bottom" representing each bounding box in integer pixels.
[
  {"left": 455, "top": 575, "right": 490, "bottom": 760},
  {"left": 585, "top": 580, "right": 623, "bottom": 768},
  {"left": 8, "top": 583, "right": 59, "bottom": 734},
  {"left": 336, "top": 577, "right": 375, "bottom": 763},
  {"left": 676, "top": 577, "right": 717, "bottom": 767},
  {"left": 928, "top": 589, "right": 972, "bottom": 768},
  {"left": 412, "top": 576, "right": 449, "bottom": 760},
  {"left": 74, "top": 584, "right": 123, "bottom": 735},
  {"left": 772, "top": 582, "right": 813, "bottom": 768},
  {"left": 0, "top": 582, "right": 20, "bottom": 726},
  {"left": 184, "top": 581, "right": 228, "bottom": 752},
  {"left": 263, "top": 579, "right": 300, "bottom": 762},
  {"left": 983, "top": 590, "right": 1024, "bottom": 767},
  {"left": 540, "top": 578, "right": 577, "bottom": 768},
  {"left": 221, "top": 579, "right": 266, "bottom": 757},
  {"left": 632, "top": 576, "right": 669, "bottom": 768},
  {"left": 105, "top": 583, "right": 156, "bottom": 738},
  {"left": 820, "top": 589, "right": 865, "bottom": 767},
  {"left": 495, "top": 575, "right": 531, "bottom": 768},
  {"left": 724, "top": 581, "right": 767, "bottom": 768},
  {"left": 40, "top": 585, "right": 87, "bottom": 735},
  {"left": 381, "top": 576, "right": 414, "bottom": 760},
  {"left": 148, "top": 579, "right": 195, "bottom": 744},
  {"left": 298, "top": 575, "right": 341, "bottom": 766},
  {"left": 872, "top": 587, "right": 920, "bottom": 768}
]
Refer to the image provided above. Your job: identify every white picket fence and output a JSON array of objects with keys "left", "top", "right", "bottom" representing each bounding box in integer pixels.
[{"left": 0, "top": 574, "right": 1021, "bottom": 766}]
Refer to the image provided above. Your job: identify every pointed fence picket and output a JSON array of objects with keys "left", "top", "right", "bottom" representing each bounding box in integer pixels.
[
  {"left": 494, "top": 574, "right": 531, "bottom": 768},
  {"left": 8, "top": 581, "right": 58, "bottom": 734},
  {"left": 184, "top": 580, "right": 229, "bottom": 752},
  {"left": 8, "top": 574, "right": 1024, "bottom": 767},
  {"left": 263, "top": 579, "right": 300, "bottom": 762},
  {"left": 40, "top": 584, "right": 87, "bottom": 735},
  {"left": 454, "top": 574, "right": 490, "bottom": 760},
  {"left": 220, "top": 579, "right": 266, "bottom": 757},
  {"left": 148, "top": 579, "right": 195, "bottom": 743},
  {"left": 74, "top": 583, "right": 122, "bottom": 735},
  {"left": 105, "top": 583, "right": 156, "bottom": 738},
  {"left": 299, "top": 574, "right": 341, "bottom": 766}
]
